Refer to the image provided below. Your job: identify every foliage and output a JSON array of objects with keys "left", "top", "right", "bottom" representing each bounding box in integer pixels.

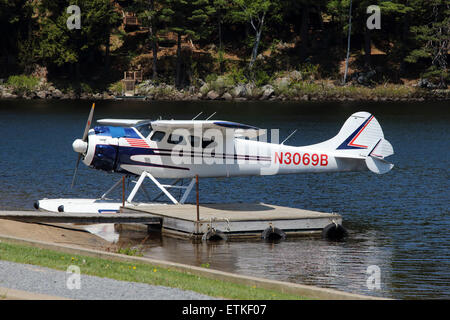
[
  {"left": 6, "top": 74, "right": 40, "bottom": 94},
  {"left": 80, "top": 82, "right": 93, "bottom": 93},
  {"left": 108, "top": 80, "right": 124, "bottom": 95},
  {"left": 0, "top": 0, "right": 448, "bottom": 90},
  {"left": 298, "top": 63, "right": 321, "bottom": 80},
  {"left": 228, "top": 66, "right": 248, "bottom": 84},
  {"left": 33, "top": 0, "right": 121, "bottom": 68},
  {"left": 253, "top": 69, "right": 271, "bottom": 86},
  {"left": 405, "top": 1, "right": 449, "bottom": 86}
]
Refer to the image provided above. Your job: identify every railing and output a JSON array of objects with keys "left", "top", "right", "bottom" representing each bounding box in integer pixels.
[
  {"left": 123, "top": 71, "right": 142, "bottom": 82},
  {"left": 123, "top": 12, "right": 139, "bottom": 26}
]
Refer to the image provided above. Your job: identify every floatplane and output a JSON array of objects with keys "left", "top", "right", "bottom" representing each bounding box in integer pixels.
[{"left": 36, "top": 103, "right": 394, "bottom": 213}]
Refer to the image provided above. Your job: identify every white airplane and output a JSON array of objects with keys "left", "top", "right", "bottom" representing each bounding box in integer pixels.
[{"left": 37, "top": 103, "right": 394, "bottom": 213}]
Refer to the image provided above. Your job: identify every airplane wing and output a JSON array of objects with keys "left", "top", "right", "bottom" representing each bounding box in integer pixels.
[
  {"left": 150, "top": 120, "right": 259, "bottom": 131},
  {"left": 150, "top": 120, "right": 263, "bottom": 138},
  {"left": 97, "top": 119, "right": 264, "bottom": 138},
  {"left": 97, "top": 119, "right": 150, "bottom": 126}
]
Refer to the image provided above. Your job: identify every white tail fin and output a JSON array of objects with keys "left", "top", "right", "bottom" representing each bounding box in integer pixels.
[{"left": 310, "top": 111, "right": 394, "bottom": 174}]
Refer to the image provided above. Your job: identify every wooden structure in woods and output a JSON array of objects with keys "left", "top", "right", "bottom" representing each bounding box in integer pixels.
[
  {"left": 121, "top": 70, "right": 143, "bottom": 96},
  {"left": 123, "top": 12, "right": 139, "bottom": 27}
]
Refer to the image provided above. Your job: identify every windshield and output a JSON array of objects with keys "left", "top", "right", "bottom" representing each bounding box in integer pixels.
[{"left": 134, "top": 122, "right": 153, "bottom": 138}]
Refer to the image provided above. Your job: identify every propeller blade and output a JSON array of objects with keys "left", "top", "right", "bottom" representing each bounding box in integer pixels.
[
  {"left": 82, "top": 102, "right": 95, "bottom": 141},
  {"left": 72, "top": 103, "right": 95, "bottom": 188},
  {"left": 71, "top": 153, "right": 82, "bottom": 188}
]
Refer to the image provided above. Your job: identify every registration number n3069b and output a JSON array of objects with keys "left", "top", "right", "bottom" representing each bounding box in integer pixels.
[{"left": 274, "top": 152, "right": 328, "bottom": 166}]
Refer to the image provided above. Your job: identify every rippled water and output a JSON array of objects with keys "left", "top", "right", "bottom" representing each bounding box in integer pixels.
[{"left": 0, "top": 99, "right": 448, "bottom": 299}]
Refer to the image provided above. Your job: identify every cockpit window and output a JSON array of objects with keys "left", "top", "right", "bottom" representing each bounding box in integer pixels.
[
  {"left": 202, "top": 138, "right": 216, "bottom": 148},
  {"left": 189, "top": 136, "right": 216, "bottom": 148},
  {"left": 168, "top": 133, "right": 186, "bottom": 145},
  {"left": 134, "top": 123, "right": 152, "bottom": 138},
  {"left": 150, "top": 131, "right": 166, "bottom": 142}
]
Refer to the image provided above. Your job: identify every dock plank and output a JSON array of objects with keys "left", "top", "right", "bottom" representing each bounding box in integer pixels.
[
  {"left": 0, "top": 211, "right": 160, "bottom": 224},
  {"left": 125, "top": 203, "right": 339, "bottom": 222},
  {"left": 124, "top": 203, "right": 342, "bottom": 239}
]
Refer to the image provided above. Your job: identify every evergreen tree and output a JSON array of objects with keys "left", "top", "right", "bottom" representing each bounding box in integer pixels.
[
  {"left": 35, "top": 0, "right": 120, "bottom": 78},
  {"left": 406, "top": 0, "right": 449, "bottom": 87},
  {"left": 0, "top": 0, "right": 34, "bottom": 74},
  {"left": 133, "top": 0, "right": 172, "bottom": 80},
  {"left": 165, "top": 0, "right": 211, "bottom": 87}
]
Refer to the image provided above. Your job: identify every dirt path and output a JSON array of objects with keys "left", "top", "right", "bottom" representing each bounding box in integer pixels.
[{"left": 0, "top": 219, "right": 116, "bottom": 251}]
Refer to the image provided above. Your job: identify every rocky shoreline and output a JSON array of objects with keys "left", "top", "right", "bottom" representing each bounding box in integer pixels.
[{"left": 1, "top": 76, "right": 448, "bottom": 102}]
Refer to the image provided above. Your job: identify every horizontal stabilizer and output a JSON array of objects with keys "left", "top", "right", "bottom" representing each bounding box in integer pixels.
[{"left": 365, "top": 156, "right": 394, "bottom": 174}]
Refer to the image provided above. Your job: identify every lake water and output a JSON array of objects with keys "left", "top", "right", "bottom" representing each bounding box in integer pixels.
[{"left": 0, "top": 99, "right": 448, "bottom": 299}]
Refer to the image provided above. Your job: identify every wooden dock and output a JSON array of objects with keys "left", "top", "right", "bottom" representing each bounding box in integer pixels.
[
  {"left": 0, "top": 202, "right": 342, "bottom": 241},
  {"left": 123, "top": 203, "right": 342, "bottom": 240},
  {"left": 0, "top": 211, "right": 160, "bottom": 225}
]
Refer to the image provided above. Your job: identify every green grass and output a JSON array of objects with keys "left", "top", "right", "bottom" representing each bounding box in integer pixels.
[{"left": 0, "top": 241, "right": 308, "bottom": 300}]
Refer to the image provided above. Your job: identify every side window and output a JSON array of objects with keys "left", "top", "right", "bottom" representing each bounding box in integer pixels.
[
  {"left": 168, "top": 133, "right": 186, "bottom": 145},
  {"left": 188, "top": 135, "right": 216, "bottom": 148},
  {"left": 202, "top": 138, "right": 216, "bottom": 148},
  {"left": 150, "top": 131, "right": 166, "bottom": 142}
]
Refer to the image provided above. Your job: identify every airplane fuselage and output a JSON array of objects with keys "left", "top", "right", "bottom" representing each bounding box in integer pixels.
[{"left": 80, "top": 125, "right": 366, "bottom": 179}]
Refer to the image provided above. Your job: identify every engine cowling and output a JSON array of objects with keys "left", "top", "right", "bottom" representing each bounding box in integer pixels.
[
  {"left": 80, "top": 126, "right": 121, "bottom": 172},
  {"left": 91, "top": 144, "right": 118, "bottom": 171}
]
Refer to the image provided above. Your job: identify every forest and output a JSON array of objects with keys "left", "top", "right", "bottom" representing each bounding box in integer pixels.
[{"left": 0, "top": 0, "right": 448, "bottom": 100}]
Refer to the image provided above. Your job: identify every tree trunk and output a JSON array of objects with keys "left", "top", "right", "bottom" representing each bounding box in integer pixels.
[
  {"left": 149, "top": 0, "right": 157, "bottom": 80},
  {"left": 152, "top": 41, "right": 158, "bottom": 80},
  {"left": 249, "top": 12, "right": 265, "bottom": 70},
  {"left": 299, "top": 6, "right": 310, "bottom": 61},
  {"left": 175, "top": 32, "right": 182, "bottom": 88},
  {"left": 364, "top": 28, "right": 372, "bottom": 69},
  {"left": 75, "top": 62, "right": 80, "bottom": 82},
  {"left": 343, "top": 0, "right": 353, "bottom": 84},
  {"left": 218, "top": 12, "right": 222, "bottom": 50},
  {"left": 104, "top": 32, "right": 110, "bottom": 76},
  {"left": 399, "top": 11, "right": 410, "bottom": 78},
  {"left": 249, "top": 29, "right": 262, "bottom": 69}
]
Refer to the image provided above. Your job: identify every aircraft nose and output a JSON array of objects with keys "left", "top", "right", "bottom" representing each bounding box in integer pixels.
[{"left": 72, "top": 139, "right": 88, "bottom": 154}]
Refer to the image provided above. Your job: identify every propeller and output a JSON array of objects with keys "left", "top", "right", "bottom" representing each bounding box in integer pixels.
[{"left": 71, "top": 103, "right": 95, "bottom": 188}]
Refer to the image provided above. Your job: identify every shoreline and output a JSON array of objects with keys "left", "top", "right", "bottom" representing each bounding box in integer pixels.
[{"left": 1, "top": 80, "right": 448, "bottom": 103}]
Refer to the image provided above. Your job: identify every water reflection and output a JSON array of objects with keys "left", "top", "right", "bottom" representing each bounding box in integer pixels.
[{"left": 86, "top": 223, "right": 393, "bottom": 298}]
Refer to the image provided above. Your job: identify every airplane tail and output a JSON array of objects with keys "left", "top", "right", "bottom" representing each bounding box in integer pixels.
[{"left": 312, "top": 111, "right": 394, "bottom": 174}]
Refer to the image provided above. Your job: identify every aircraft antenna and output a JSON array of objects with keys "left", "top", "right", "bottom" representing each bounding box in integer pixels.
[
  {"left": 281, "top": 129, "right": 298, "bottom": 145},
  {"left": 205, "top": 112, "right": 217, "bottom": 120},
  {"left": 192, "top": 112, "right": 203, "bottom": 120}
]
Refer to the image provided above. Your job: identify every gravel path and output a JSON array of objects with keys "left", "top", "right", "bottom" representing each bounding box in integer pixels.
[{"left": 0, "top": 260, "right": 215, "bottom": 300}]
